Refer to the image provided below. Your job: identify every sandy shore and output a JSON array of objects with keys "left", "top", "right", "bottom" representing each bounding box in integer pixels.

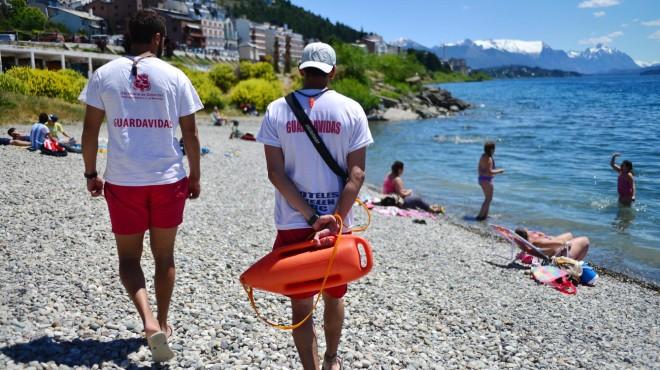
[{"left": 0, "top": 119, "right": 658, "bottom": 369}]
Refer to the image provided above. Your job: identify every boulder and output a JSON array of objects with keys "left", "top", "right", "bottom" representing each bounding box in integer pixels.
[{"left": 382, "top": 108, "right": 420, "bottom": 121}]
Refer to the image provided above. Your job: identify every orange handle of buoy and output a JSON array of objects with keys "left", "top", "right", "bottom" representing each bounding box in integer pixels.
[
  {"left": 352, "top": 198, "right": 371, "bottom": 233},
  {"left": 243, "top": 214, "right": 345, "bottom": 331}
]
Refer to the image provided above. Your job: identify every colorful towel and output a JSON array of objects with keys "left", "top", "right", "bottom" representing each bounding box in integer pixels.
[
  {"left": 371, "top": 206, "right": 437, "bottom": 220},
  {"left": 531, "top": 266, "right": 577, "bottom": 295}
]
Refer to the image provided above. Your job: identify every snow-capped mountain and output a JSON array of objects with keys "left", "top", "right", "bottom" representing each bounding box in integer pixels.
[
  {"left": 396, "top": 38, "right": 639, "bottom": 74},
  {"left": 390, "top": 37, "right": 431, "bottom": 52}
]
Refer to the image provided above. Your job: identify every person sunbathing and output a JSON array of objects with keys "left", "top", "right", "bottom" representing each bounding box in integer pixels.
[
  {"left": 515, "top": 228, "right": 589, "bottom": 260},
  {"left": 1, "top": 128, "right": 31, "bottom": 147}
]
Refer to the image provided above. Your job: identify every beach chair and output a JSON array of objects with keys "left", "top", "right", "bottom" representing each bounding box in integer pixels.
[{"left": 489, "top": 224, "right": 551, "bottom": 264}]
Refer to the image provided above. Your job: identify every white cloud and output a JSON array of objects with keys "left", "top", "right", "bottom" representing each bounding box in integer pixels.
[
  {"left": 620, "top": 23, "right": 629, "bottom": 28},
  {"left": 649, "top": 30, "right": 660, "bottom": 40},
  {"left": 579, "top": 31, "right": 624, "bottom": 45},
  {"left": 578, "top": 0, "right": 620, "bottom": 8},
  {"left": 641, "top": 19, "right": 660, "bottom": 27},
  {"left": 594, "top": 11, "right": 606, "bottom": 17}
]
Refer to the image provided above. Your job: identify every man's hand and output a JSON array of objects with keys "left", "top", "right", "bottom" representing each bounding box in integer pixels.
[
  {"left": 312, "top": 214, "right": 339, "bottom": 247},
  {"left": 188, "top": 177, "right": 201, "bottom": 199},
  {"left": 87, "top": 177, "right": 104, "bottom": 197}
]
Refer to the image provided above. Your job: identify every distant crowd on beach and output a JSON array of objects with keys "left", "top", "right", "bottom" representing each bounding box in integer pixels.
[{"left": 1, "top": 112, "right": 81, "bottom": 155}]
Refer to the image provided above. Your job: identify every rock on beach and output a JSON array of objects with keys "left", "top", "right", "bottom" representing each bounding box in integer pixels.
[{"left": 0, "top": 119, "right": 658, "bottom": 369}]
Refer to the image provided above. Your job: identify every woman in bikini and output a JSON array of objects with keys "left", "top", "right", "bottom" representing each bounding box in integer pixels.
[
  {"left": 515, "top": 228, "right": 590, "bottom": 261},
  {"left": 476, "top": 141, "right": 504, "bottom": 221}
]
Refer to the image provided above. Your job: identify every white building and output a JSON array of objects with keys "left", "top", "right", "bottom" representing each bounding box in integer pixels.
[{"left": 235, "top": 18, "right": 267, "bottom": 61}]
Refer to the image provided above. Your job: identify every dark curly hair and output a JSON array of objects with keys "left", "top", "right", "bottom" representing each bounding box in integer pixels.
[{"left": 129, "top": 10, "right": 166, "bottom": 44}]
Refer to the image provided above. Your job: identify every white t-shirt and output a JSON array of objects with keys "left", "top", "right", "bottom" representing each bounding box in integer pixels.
[
  {"left": 79, "top": 57, "right": 203, "bottom": 186},
  {"left": 256, "top": 89, "right": 373, "bottom": 230}
]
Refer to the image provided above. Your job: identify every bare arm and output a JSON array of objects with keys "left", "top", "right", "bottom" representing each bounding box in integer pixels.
[
  {"left": 489, "top": 157, "right": 504, "bottom": 175},
  {"left": 610, "top": 153, "right": 621, "bottom": 173},
  {"left": 630, "top": 173, "right": 636, "bottom": 200},
  {"left": 334, "top": 147, "right": 367, "bottom": 220},
  {"left": 81, "top": 105, "right": 105, "bottom": 197},
  {"left": 180, "top": 113, "right": 201, "bottom": 199},
  {"left": 393, "top": 177, "right": 411, "bottom": 197}
]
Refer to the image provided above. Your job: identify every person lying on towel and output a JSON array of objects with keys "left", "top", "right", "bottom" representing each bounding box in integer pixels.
[{"left": 515, "top": 228, "right": 589, "bottom": 261}]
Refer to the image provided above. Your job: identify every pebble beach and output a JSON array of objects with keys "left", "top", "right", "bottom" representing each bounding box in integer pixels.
[{"left": 0, "top": 119, "right": 658, "bottom": 369}]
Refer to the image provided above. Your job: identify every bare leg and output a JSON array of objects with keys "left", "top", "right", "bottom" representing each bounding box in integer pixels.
[
  {"left": 291, "top": 297, "right": 319, "bottom": 370},
  {"left": 116, "top": 232, "right": 160, "bottom": 337},
  {"left": 568, "top": 237, "right": 590, "bottom": 261},
  {"left": 149, "top": 227, "right": 178, "bottom": 334},
  {"left": 322, "top": 294, "right": 344, "bottom": 370},
  {"left": 477, "top": 181, "right": 493, "bottom": 220}
]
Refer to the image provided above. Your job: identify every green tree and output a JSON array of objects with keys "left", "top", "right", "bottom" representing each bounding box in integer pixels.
[
  {"left": 332, "top": 78, "right": 379, "bottom": 112},
  {"left": 272, "top": 38, "right": 280, "bottom": 73},
  {"left": 10, "top": 3, "right": 47, "bottom": 31},
  {"left": 229, "top": 78, "right": 283, "bottom": 111},
  {"left": 283, "top": 34, "right": 292, "bottom": 74},
  {"left": 333, "top": 43, "right": 368, "bottom": 83}
]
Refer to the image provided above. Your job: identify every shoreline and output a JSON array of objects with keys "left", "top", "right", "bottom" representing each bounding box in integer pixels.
[
  {"left": 1, "top": 121, "right": 658, "bottom": 368},
  {"left": 363, "top": 183, "right": 660, "bottom": 292}
]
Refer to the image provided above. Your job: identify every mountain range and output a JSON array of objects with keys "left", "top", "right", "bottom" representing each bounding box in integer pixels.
[{"left": 392, "top": 38, "right": 642, "bottom": 74}]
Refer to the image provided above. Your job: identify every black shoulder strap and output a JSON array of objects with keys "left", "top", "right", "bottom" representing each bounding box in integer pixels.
[{"left": 285, "top": 92, "right": 348, "bottom": 181}]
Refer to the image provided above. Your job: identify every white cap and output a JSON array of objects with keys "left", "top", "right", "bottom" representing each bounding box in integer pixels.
[{"left": 298, "top": 42, "right": 336, "bottom": 73}]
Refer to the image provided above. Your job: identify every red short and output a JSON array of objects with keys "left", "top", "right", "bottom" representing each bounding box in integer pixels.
[
  {"left": 273, "top": 228, "right": 348, "bottom": 300},
  {"left": 104, "top": 177, "right": 188, "bottom": 235}
]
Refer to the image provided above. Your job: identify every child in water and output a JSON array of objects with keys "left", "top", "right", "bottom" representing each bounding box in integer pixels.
[
  {"left": 610, "top": 153, "right": 636, "bottom": 206},
  {"left": 476, "top": 141, "right": 504, "bottom": 221}
]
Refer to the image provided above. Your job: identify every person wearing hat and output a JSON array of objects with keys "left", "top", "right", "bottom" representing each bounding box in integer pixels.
[
  {"left": 256, "top": 42, "right": 373, "bottom": 370},
  {"left": 45, "top": 114, "right": 72, "bottom": 142}
]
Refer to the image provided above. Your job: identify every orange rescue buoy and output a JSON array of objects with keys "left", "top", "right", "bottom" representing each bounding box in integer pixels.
[{"left": 240, "top": 234, "right": 373, "bottom": 296}]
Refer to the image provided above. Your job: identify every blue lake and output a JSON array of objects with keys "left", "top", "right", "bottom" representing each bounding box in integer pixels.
[{"left": 366, "top": 74, "right": 660, "bottom": 283}]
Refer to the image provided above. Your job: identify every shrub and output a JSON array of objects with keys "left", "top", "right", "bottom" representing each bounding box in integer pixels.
[
  {"left": 5, "top": 67, "right": 86, "bottom": 103},
  {"left": 179, "top": 65, "right": 225, "bottom": 109},
  {"left": 368, "top": 53, "right": 426, "bottom": 85},
  {"left": 0, "top": 74, "right": 27, "bottom": 94},
  {"left": 332, "top": 78, "right": 380, "bottom": 112},
  {"left": 238, "top": 61, "right": 277, "bottom": 81},
  {"left": 208, "top": 63, "right": 237, "bottom": 92},
  {"left": 229, "top": 78, "right": 283, "bottom": 112}
]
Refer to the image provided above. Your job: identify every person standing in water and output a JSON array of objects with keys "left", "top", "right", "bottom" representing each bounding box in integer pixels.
[
  {"left": 80, "top": 10, "right": 203, "bottom": 363},
  {"left": 476, "top": 141, "right": 504, "bottom": 221},
  {"left": 610, "top": 153, "right": 636, "bottom": 206}
]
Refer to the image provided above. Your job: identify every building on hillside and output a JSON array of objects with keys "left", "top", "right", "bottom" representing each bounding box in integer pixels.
[
  {"left": 48, "top": 7, "right": 106, "bottom": 35},
  {"left": 265, "top": 24, "right": 305, "bottom": 71},
  {"left": 448, "top": 58, "right": 469, "bottom": 74},
  {"left": 152, "top": 7, "right": 205, "bottom": 50},
  {"left": 82, "top": 0, "right": 143, "bottom": 35},
  {"left": 235, "top": 18, "right": 267, "bottom": 61},
  {"left": 359, "top": 34, "right": 387, "bottom": 55}
]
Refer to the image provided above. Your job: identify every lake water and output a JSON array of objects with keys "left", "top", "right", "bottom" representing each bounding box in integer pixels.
[{"left": 366, "top": 74, "right": 660, "bottom": 283}]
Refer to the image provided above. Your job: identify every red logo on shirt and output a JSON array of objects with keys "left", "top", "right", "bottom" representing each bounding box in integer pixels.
[{"left": 133, "top": 74, "right": 151, "bottom": 92}]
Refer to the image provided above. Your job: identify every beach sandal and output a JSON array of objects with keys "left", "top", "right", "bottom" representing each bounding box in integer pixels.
[
  {"left": 147, "top": 330, "right": 175, "bottom": 363},
  {"left": 322, "top": 353, "right": 343, "bottom": 370}
]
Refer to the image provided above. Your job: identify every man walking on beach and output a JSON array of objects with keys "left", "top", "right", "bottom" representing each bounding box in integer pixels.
[
  {"left": 256, "top": 42, "right": 373, "bottom": 370},
  {"left": 80, "top": 10, "right": 203, "bottom": 362}
]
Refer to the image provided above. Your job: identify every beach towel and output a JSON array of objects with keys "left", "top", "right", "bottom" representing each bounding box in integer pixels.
[
  {"left": 371, "top": 205, "right": 437, "bottom": 220},
  {"left": 531, "top": 266, "right": 577, "bottom": 295}
]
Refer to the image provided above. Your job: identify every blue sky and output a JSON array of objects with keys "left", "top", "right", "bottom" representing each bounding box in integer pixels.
[{"left": 291, "top": 0, "right": 660, "bottom": 64}]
